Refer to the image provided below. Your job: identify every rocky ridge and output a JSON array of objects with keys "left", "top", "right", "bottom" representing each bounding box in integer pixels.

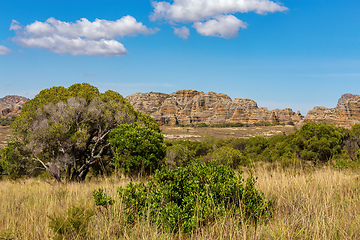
[
  {"left": 126, "top": 90, "right": 304, "bottom": 126},
  {"left": 305, "top": 93, "right": 360, "bottom": 127},
  {"left": 3, "top": 92, "right": 360, "bottom": 128},
  {"left": 0, "top": 95, "right": 28, "bottom": 118}
]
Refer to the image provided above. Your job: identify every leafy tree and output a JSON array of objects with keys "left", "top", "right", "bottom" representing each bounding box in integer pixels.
[
  {"left": 292, "top": 122, "right": 344, "bottom": 163},
  {"left": 8, "top": 83, "right": 156, "bottom": 182},
  {"left": 0, "top": 141, "right": 32, "bottom": 179},
  {"left": 246, "top": 136, "right": 269, "bottom": 155},
  {"left": 109, "top": 123, "right": 166, "bottom": 177},
  {"left": 267, "top": 134, "right": 295, "bottom": 161},
  {"left": 344, "top": 124, "right": 360, "bottom": 160}
]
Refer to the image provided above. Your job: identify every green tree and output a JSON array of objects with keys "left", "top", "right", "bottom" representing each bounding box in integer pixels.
[
  {"left": 292, "top": 122, "right": 344, "bottom": 163},
  {"left": 0, "top": 141, "right": 32, "bottom": 179},
  {"left": 8, "top": 83, "right": 157, "bottom": 182},
  {"left": 109, "top": 123, "right": 166, "bottom": 177},
  {"left": 246, "top": 136, "right": 269, "bottom": 155}
]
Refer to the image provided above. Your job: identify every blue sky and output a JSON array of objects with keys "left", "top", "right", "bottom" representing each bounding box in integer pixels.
[{"left": 1, "top": 0, "right": 360, "bottom": 115}]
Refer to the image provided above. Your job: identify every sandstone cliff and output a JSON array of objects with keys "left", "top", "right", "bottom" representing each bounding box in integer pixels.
[
  {"left": 4, "top": 91, "right": 360, "bottom": 128},
  {"left": 0, "top": 95, "right": 28, "bottom": 118},
  {"left": 305, "top": 94, "right": 360, "bottom": 127},
  {"left": 126, "top": 90, "right": 304, "bottom": 126}
]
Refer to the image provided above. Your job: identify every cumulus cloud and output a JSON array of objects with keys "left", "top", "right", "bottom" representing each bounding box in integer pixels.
[
  {"left": 0, "top": 45, "right": 11, "bottom": 55},
  {"left": 10, "top": 16, "right": 157, "bottom": 56},
  {"left": 173, "top": 26, "right": 190, "bottom": 39},
  {"left": 151, "top": 0, "right": 287, "bottom": 38},
  {"left": 151, "top": 0, "right": 288, "bottom": 22},
  {"left": 193, "top": 15, "right": 247, "bottom": 38}
]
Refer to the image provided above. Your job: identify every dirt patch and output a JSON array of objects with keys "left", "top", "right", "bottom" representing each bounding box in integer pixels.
[
  {"left": 161, "top": 125, "right": 297, "bottom": 141},
  {"left": 0, "top": 126, "right": 11, "bottom": 149}
]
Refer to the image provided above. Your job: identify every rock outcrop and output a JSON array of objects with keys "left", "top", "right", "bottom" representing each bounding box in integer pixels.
[
  {"left": 0, "top": 95, "right": 28, "bottom": 118},
  {"left": 337, "top": 93, "right": 359, "bottom": 107},
  {"left": 3, "top": 91, "right": 360, "bottom": 128},
  {"left": 126, "top": 90, "right": 304, "bottom": 126},
  {"left": 305, "top": 94, "right": 360, "bottom": 127}
]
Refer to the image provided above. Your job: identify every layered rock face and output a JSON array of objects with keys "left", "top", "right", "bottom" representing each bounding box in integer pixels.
[
  {"left": 126, "top": 90, "right": 304, "bottom": 126},
  {"left": 0, "top": 95, "right": 28, "bottom": 118},
  {"left": 305, "top": 94, "right": 360, "bottom": 127}
]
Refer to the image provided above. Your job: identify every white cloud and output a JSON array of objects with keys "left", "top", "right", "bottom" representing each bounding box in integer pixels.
[
  {"left": 151, "top": 0, "right": 288, "bottom": 22},
  {"left": 0, "top": 45, "right": 11, "bottom": 55},
  {"left": 151, "top": 0, "right": 287, "bottom": 38},
  {"left": 193, "top": 15, "right": 247, "bottom": 38},
  {"left": 13, "top": 35, "right": 128, "bottom": 56},
  {"left": 173, "top": 26, "right": 190, "bottom": 39},
  {"left": 10, "top": 16, "right": 157, "bottom": 56}
]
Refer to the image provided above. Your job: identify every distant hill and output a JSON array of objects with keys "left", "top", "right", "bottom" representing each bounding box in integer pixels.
[
  {"left": 3, "top": 92, "right": 360, "bottom": 128},
  {"left": 126, "top": 90, "right": 303, "bottom": 126},
  {"left": 127, "top": 91, "right": 360, "bottom": 128},
  {"left": 0, "top": 95, "right": 29, "bottom": 119}
]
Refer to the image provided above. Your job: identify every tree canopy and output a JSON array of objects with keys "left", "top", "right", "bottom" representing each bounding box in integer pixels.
[{"left": 7, "top": 83, "right": 158, "bottom": 182}]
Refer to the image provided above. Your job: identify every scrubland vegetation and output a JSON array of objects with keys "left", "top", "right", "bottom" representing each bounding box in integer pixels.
[
  {"left": 1, "top": 166, "right": 359, "bottom": 239},
  {"left": 1, "top": 83, "right": 360, "bottom": 239}
]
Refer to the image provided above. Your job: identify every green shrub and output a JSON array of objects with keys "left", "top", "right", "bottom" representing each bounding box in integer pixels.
[
  {"left": 48, "top": 205, "right": 94, "bottom": 240},
  {"left": 165, "top": 144, "right": 194, "bottom": 169},
  {"left": 206, "top": 146, "right": 248, "bottom": 168},
  {"left": 246, "top": 136, "right": 269, "bottom": 155},
  {"left": 0, "top": 142, "right": 31, "bottom": 179},
  {"left": 229, "top": 138, "right": 247, "bottom": 151},
  {"left": 118, "top": 161, "right": 273, "bottom": 233},
  {"left": 109, "top": 123, "right": 166, "bottom": 177},
  {"left": 93, "top": 188, "right": 115, "bottom": 208},
  {"left": 293, "top": 122, "right": 344, "bottom": 164}
]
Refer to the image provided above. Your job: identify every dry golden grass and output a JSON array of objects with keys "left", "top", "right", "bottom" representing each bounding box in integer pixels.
[
  {"left": 1, "top": 167, "right": 360, "bottom": 239},
  {"left": 160, "top": 125, "right": 296, "bottom": 141}
]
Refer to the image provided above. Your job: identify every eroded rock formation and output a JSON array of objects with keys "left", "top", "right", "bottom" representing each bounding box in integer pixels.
[
  {"left": 305, "top": 94, "right": 360, "bottom": 127},
  {"left": 0, "top": 95, "right": 28, "bottom": 118},
  {"left": 126, "top": 90, "right": 304, "bottom": 126}
]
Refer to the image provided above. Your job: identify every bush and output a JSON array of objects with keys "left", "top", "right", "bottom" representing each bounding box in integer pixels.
[
  {"left": 118, "top": 161, "right": 273, "bottom": 233},
  {"left": 109, "top": 123, "right": 166, "bottom": 177},
  {"left": 165, "top": 144, "right": 194, "bottom": 169},
  {"left": 205, "top": 146, "right": 248, "bottom": 168},
  {"left": 93, "top": 188, "right": 115, "bottom": 208},
  {"left": 293, "top": 122, "right": 344, "bottom": 164},
  {"left": 0, "top": 142, "right": 31, "bottom": 179},
  {"left": 246, "top": 136, "right": 269, "bottom": 155}
]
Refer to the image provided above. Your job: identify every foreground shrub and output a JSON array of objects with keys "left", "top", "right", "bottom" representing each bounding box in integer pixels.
[
  {"left": 117, "top": 161, "right": 273, "bottom": 233},
  {"left": 93, "top": 188, "right": 115, "bottom": 208}
]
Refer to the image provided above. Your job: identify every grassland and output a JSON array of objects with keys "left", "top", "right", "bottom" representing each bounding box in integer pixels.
[
  {"left": 1, "top": 166, "right": 359, "bottom": 239},
  {"left": 160, "top": 125, "right": 296, "bottom": 141}
]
